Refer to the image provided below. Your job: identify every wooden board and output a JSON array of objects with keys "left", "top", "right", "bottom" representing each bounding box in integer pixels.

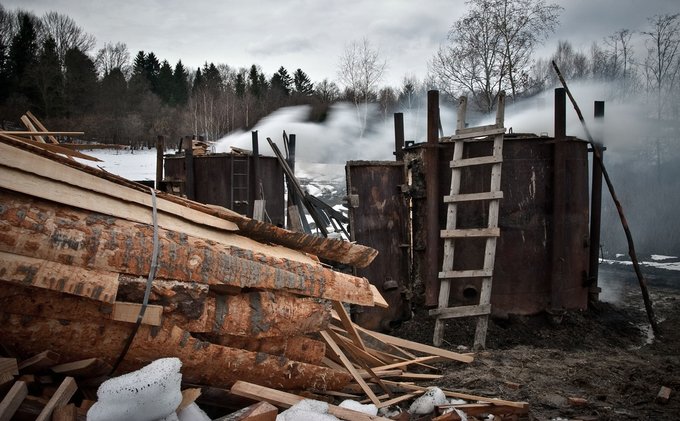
[
  {"left": 111, "top": 302, "right": 163, "bottom": 326},
  {"left": 0, "top": 381, "right": 28, "bottom": 421},
  {"left": 230, "top": 381, "right": 392, "bottom": 421},
  {"left": 18, "top": 351, "right": 60, "bottom": 373},
  {"left": 35, "top": 376, "right": 77, "bottom": 421},
  {"left": 51, "top": 358, "right": 112, "bottom": 377}
]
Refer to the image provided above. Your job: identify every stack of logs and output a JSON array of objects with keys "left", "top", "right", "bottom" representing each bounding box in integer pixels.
[{"left": 0, "top": 133, "right": 379, "bottom": 393}]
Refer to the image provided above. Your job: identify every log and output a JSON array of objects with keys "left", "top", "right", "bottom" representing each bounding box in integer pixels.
[
  {"left": 0, "top": 190, "right": 375, "bottom": 306},
  {"left": 0, "top": 313, "right": 352, "bottom": 391},
  {"left": 117, "top": 275, "right": 209, "bottom": 320},
  {"left": 0, "top": 137, "right": 377, "bottom": 267},
  {"left": 202, "top": 334, "right": 326, "bottom": 365},
  {"left": 0, "top": 284, "right": 159, "bottom": 328},
  {"left": 203, "top": 291, "right": 330, "bottom": 338},
  {"left": 0, "top": 250, "right": 118, "bottom": 304}
]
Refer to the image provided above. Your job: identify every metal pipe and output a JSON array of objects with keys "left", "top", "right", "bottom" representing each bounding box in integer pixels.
[
  {"left": 552, "top": 61, "right": 659, "bottom": 336},
  {"left": 588, "top": 101, "right": 605, "bottom": 304},
  {"left": 155, "top": 135, "right": 164, "bottom": 189},
  {"left": 251, "top": 131, "right": 259, "bottom": 218},
  {"left": 183, "top": 136, "right": 195, "bottom": 200},
  {"left": 394, "top": 113, "right": 404, "bottom": 161},
  {"left": 424, "top": 90, "right": 440, "bottom": 307}
]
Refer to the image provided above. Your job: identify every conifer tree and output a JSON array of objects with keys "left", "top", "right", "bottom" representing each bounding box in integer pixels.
[{"left": 293, "top": 68, "right": 314, "bottom": 96}]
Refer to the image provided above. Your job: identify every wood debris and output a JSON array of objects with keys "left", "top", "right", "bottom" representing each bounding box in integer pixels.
[{"left": 0, "top": 125, "right": 529, "bottom": 419}]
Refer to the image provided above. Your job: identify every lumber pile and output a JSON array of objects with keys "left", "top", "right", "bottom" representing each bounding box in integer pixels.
[{"left": 0, "top": 134, "right": 380, "bottom": 389}]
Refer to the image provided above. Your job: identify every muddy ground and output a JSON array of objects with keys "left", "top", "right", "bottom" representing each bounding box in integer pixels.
[{"left": 392, "top": 263, "right": 680, "bottom": 420}]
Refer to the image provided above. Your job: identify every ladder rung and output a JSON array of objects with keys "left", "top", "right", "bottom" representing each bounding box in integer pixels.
[
  {"left": 441, "top": 227, "right": 500, "bottom": 238},
  {"left": 444, "top": 126, "right": 505, "bottom": 142},
  {"left": 439, "top": 269, "right": 493, "bottom": 279},
  {"left": 429, "top": 304, "right": 491, "bottom": 319},
  {"left": 451, "top": 155, "right": 502, "bottom": 168},
  {"left": 444, "top": 191, "right": 503, "bottom": 203}
]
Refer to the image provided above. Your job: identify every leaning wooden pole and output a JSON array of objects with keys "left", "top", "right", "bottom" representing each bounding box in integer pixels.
[{"left": 551, "top": 61, "right": 659, "bottom": 336}]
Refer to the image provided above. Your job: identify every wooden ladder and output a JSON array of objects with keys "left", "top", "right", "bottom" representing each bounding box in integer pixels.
[{"left": 431, "top": 93, "right": 506, "bottom": 350}]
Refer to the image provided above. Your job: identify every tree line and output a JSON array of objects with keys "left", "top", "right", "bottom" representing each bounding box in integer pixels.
[{"left": 1, "top": 2, "right": 679, "bottom": 149}]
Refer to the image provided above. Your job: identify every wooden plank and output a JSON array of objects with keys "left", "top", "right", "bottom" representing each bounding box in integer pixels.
[
  {"left": 0, "top": 133, "right": 99, "bottom": 161},
  {"left": 656, "top": 386, "right": 672, "bottom": 403},
  {"left": 51, "top": 358, "right": 112, "bottom": 377},
  {"left": 369, "top": 285, "right": 389, "bottom": 308},
  {"left": 0, "top": 131, "right": 85, "bottom": 136},
  {"left": 0, "top": 191, "right": 375, "bottom": 306},
  {"left": 332, "top": 302, "right": 367, "bottom": 351},
  {"left": 230, "top": 381, "right": 392, "bottom": 421},
  {"left": 450, "top": 155, "right": 502, "bottom": 168},
  {"left": 177, "top": 388, "right": 202, "bottom": 412},
  {"left": 0, "top": 251, "right": 118, "bottom": 304},
  {"left": 214, "top": 401, "right": 278, "bottom": 421},
  {"left": 369, "top": 356, "right": 441, "bottom": 372},
  {"left": 111, "top": 302, "right": 163, "bottom": 326},
  {"left": 443, "top": 191, "right": 503, "bottom": 203},
  {"left": 0, "top": 358, "right": 18, "bottom": 377},
  {"left": 0, "top": 381, "right": 27, "bottom": 421},
  {"left": 18, "top": 351, "right": 61, "bottom": 373},
  {"left": 35, "top": 376, "right": 77, "bottom": 421},
  {"left": 52, "top": 403, "right": 77, "bottom": 421},
  {"left": 383, "top": 380, "right": 528, "bottom": 410},
  {"left": 253, "top": 200, "right": 266, "bottom": 222},
  {"left": 19, "top": 115, "right": 46, "bottom": 143},
  {"left": 429, "top": 303, "right": 491, "bottom": 318},
  {"left": 445, "top": 126, "right": 505, "bottom": 141},
  {"left": 24, "top": 112, "right": 59, "bottom": 144},
  {"left": 320, "top": 331, "right": 382, "bottom": 406},
  {"left": 354, "top": 326, "right": 474, "bottom": 364},
  {"left": 439, "top": 269, "right": 493, "bottom": 279},
  {"left": 440, "top": 227, "right": 500, "bottom": 238}
]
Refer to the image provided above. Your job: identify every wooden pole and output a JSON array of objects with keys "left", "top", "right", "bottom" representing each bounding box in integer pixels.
[{"left": 552, "top": 61, "right": 659, "bottom": 335}]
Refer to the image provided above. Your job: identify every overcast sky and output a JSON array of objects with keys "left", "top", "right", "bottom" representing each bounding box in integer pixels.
[{"left": 3, "top": 0, "right": 679, "bottom": 86}]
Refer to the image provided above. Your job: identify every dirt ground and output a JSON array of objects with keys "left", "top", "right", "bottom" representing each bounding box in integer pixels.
[{"left": 392, "top": 264, "right": 680, "bottom": 420}]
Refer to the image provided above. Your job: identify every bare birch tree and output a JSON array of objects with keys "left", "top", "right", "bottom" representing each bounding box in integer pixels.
[{"left": 337, "top": 38, "right": 386, "bottom": 136}]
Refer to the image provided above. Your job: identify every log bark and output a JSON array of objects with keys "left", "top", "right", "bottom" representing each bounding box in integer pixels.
[
  {"left": 202, "top": 292, "right": 330, "bottom": 338},
  {"left": 0, "top": 251, "right": 118, "bottom": 304},
  {"left": 200, "top": 334, "right": 325, "bottom": 365},
  {"left": 0, "top": 313, "right": 351, "bottom": 391},
  {"left": 0, "top": 283, "right": 329, "bottom": 339},
  {"left": 0, "top": 190, "right": 375, "bottom": 306},
  {"left": 0, "top": 137, "right": 377, "bottom": 268}
]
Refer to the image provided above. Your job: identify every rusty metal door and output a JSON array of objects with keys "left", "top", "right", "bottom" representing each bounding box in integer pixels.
[{"left": 346, "top": 161, "right": 411, "bottom": 331}]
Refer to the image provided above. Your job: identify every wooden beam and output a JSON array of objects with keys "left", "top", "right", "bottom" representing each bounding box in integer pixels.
[
  {"left": 213, "top": 401, "right": 278, "bottom": 421},
  {"left": 0, "top": 133, "right": 99, "bottom": 161},
  {"left": 0, "top": 131, "right": 85, "bottom": 136},
  {"left": 320, "top": 331, "right": 381, "bottom": 406},
  {"left": 0, "top": 381, "right": 28, "bottom": 421},
  {"left": 24, "top": 112, "right": 60, "bottom": 144},
  {"left": 230, "top": 381, "right": 393, "bottom": 421},
  {"left": 354, "top": 325, "right": 474, "bottom": 364},
  {"left": 35, "top": 376, "right": 77, "bottom": 421},
  {"left": 0, "top": 358, "right": 18, "bottom": 377},
  {"left": 111, "top": 302, "right": 163, "bottom": 326},
  {"left": 52, "top": 403, "right": 77, "bottom": 421},
  {"left": 18, "top": 351, "right": 61, "bottom": 373},
  {"left": 50, "top": 358, "right": 112, "bottom": 377}
]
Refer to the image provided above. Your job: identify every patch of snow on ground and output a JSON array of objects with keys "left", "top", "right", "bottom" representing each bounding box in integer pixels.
[
  {"left": 75, "top": 148, "right": 167, "bottom": 182},
  {"left": 651, "top": 254, "right": 677, "bottom": 261},
  {"left": 601, "top": 258, "right": 680, "bottom": 272}
]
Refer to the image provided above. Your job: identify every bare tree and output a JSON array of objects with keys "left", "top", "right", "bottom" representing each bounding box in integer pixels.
[
  {"left": 315, "top": 78, "right": 340, "bottom": 103},
  {"left": 430, "top": 0, "right": 560, "bottom": 111},
  {"left": 493, "top": 0, "right": 561, "bottom": 98},
  {"left": 337, "top": 38, "right": 386, "bottom": 136},
  {"left": 642, "top": 14, "right": 680, "bottom": 121},
  {"left": 40, "top": 11, "right": 95, "bottom": 66},
  {"left": 95, "top": 42, "right": 130, "bottom": 77}
]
